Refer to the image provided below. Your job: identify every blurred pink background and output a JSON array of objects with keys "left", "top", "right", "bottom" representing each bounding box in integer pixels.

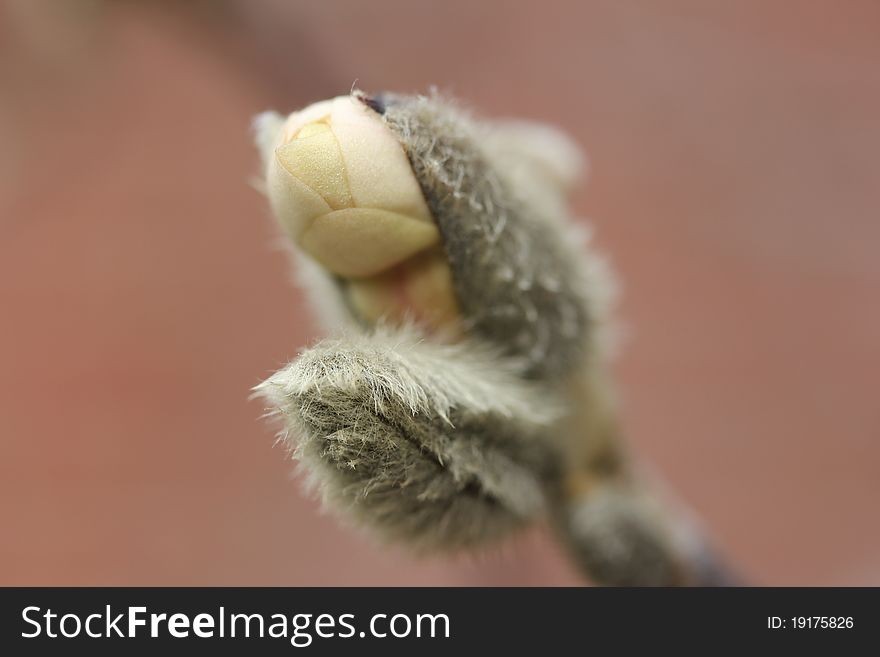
[{"left": 1, "top": 0, "right": 878, "bottom": 585}]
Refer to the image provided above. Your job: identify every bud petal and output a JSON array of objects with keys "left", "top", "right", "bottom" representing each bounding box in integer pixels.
[
  {"left": 276, "top": 123, "right": 352, "bottom": 211},
  {"left": 326, "top": 98, "right": 432, "bottom": 222},
  {"left": 299, "top": 207, "right": 439, "bottom": 278}
]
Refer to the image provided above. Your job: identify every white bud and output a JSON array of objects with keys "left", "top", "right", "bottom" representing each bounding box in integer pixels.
[{"left": 259, "top": 95, "right": 439, "bottom": 278}]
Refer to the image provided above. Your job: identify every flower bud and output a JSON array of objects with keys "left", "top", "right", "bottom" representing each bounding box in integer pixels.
[{"left": 263, "top": 95, "right": 439, "bottom": 278}]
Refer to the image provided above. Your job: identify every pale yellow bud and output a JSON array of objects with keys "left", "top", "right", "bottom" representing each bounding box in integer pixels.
[{"left": 264, "top": 96, "right": 439, "bottom": 278}]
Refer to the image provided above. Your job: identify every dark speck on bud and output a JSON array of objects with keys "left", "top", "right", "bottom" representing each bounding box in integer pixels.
[{"left": 356, "top": 92, "right": 387, "bottom": 115}]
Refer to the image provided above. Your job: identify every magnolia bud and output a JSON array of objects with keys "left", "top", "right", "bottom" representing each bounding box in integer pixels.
[{"left": 262, "top": 95, "right": 439, "bottom": 278}]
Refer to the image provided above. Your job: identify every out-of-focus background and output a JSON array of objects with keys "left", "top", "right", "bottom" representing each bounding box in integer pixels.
[{"left": 1, "top": 0, "right": 878, "bottom": 586}]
